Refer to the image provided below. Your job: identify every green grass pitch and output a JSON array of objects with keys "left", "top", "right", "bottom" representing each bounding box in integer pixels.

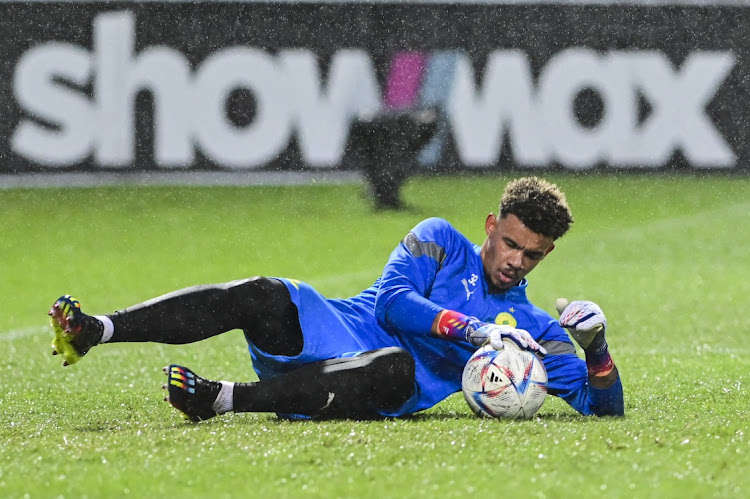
[{"left": 1, "top": 173, "right": 748, "bottom": 498}]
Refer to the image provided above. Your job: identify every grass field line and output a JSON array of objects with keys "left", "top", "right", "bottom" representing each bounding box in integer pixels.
[
  {"left": 0, "top": 170, "right": 364, "bottom": 189},
  {"left": 0, "top": 325, "right": 49, "bottom": 341}
]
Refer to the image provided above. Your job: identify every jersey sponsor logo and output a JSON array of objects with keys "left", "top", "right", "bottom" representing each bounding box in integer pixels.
[
  {"left": 10, "top": 10, "right": 736, "bottom": 170},
  {"left": 495, "top": 311, "right": 517, "bottom": 328},
  {"left": 461, "top": 273, "right": 478, "bottom": 300}
]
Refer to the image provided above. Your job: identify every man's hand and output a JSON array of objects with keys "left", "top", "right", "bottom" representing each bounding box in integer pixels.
[
  {"left": 466, "top": 321, "right": 547, "bottom": 356},
  {"left": 434, "top": 310, "right": 545, "bottom": 355},
  {"left": 555, "top": 298, "right": 606, "bottom": 350}
]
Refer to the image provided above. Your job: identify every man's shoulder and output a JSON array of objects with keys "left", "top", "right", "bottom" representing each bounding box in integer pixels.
[
  {"left": 416, "top": 217, "right": 453, "bottom": 229},
  {"left": 407, "top": 218, "right": 480, "bottom": 270},
  {"left": 409, "top": 218, "right": 477, "bottom": 251},
  {"left": 412, "top": 217, "right": 462, "bottom": 238}
]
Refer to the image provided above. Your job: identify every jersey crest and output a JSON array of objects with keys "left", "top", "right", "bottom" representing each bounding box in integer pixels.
[{"left": 495, "top": 310, "right": 518, "bottom": 328}]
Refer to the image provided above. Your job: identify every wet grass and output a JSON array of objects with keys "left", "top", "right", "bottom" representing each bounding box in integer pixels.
[{"left": 1, "top": 172, "right": 749, "bottom": 498}]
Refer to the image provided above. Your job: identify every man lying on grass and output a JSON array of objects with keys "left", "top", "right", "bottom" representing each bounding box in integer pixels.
[{"left": 48, "top": 176, "right": 624, "bottom": 421}]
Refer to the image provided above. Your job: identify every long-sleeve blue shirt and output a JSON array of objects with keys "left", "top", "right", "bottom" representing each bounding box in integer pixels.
[{"left": 252, "top": 217, "right": 619, "bottom": 416}]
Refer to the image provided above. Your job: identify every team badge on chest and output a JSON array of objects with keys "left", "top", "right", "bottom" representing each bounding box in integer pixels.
[{"left": 495, "top": 310, "right": 517, "bottom": 328}]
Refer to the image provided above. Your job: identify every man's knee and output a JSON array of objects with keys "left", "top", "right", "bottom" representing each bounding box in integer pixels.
[
  {"left": 361, "top": 347, "right": 415, "bottom": 381},
  {"left": 222, "top": 276, "right": 294, "bottom": 317},
  {"left": 358, "top": 347, "right": 415, "bottom": 410},
  {"left": 224, "top": 276, "right": 286, "bottom": 299},
  {"left": 229, "top": 277, "right": 302, "bottom": 356},
  {"left": 312, "top": 348, "right": 415, "bottom": 418}
]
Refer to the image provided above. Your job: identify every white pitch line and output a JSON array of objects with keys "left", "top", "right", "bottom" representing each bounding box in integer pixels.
[
  {"left": 0, "top": 171, "right": 364, "bottom": 190},
  {"left": 0, "top": 325, "right": 49, "bottom": 341}
]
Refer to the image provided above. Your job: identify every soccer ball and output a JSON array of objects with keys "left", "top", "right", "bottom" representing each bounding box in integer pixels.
[{"left": 462, "top": 340, "right": 548, "bottom": 419}]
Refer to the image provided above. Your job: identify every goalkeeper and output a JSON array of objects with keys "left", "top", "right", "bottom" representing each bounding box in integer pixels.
[{"left": 48, "top": 177, "right": 624, "bottom": 421}]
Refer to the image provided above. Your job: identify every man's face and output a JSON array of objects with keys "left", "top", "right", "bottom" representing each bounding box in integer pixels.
[{"left": 480, "top": 213, "right": 555, "bottom": 292}]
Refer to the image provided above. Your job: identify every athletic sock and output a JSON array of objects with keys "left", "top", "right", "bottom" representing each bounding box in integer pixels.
[
  {"left": 94, "top": 315, "right": 115, "bottom": 343},
  {"left": 213, "top": 381, "right": 235, "bottom": 414}
]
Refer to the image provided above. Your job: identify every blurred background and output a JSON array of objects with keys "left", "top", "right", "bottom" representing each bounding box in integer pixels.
[{"left": 1, "top": 0, "right": 749, "bottom": 204}]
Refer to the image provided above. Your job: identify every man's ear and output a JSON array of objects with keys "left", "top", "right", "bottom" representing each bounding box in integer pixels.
[
  {"left": 544, "top": 243, "right": 555, "bottom": 256},
  {"left": 485, "top": 213, "right": 496, "bottom": 236}
]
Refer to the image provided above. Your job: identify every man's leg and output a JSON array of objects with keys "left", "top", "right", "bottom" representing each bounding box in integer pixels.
[
  {"left": 49, "top": 276, "right": 302, "bottom": 365},
  {"left": 165, "top": 347, "right": 416, "bottom": 421}
]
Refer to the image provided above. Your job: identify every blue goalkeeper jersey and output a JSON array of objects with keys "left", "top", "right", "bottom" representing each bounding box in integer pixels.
[{"left": 248, "top": 217, "right": 595, "bottom": 417}]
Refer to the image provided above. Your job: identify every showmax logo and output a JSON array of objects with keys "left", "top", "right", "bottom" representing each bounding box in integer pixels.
[
  {"left": 381, "top": 48, "right": 736, "bottom": 169},
  {"left": 11, "top": 10, "right": 737, "bottom": 170}
]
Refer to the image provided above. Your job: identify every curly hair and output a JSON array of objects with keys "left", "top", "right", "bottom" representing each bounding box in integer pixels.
[{"left": 499, "top": 177, "right": 573, "bottom": 240}]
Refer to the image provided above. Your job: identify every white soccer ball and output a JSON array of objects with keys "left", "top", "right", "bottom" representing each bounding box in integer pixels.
[{"left": 462, "top": 340, "right": 548, "bottom": 419}]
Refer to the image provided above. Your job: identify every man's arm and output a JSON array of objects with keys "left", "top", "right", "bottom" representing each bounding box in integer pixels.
[
  {"left": 374, "top": 218, "right": 544, "bottom": 354},
  {"left": 555, "top": 298, "right": 624, "bottom": 416},
  {"left": 382, "top": 289, "right": 544, "bottom": 353},
  {"left": 374, "top": 220, "right": 449, "bottom": 336}
]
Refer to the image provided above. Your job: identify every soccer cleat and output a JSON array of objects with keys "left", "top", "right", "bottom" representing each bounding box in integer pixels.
[
  {"left": 163, "top": 365, "right": 222, "bottom": 422},
  {"left": 48, "top": 295, "right": 104, "bottom": 366}
]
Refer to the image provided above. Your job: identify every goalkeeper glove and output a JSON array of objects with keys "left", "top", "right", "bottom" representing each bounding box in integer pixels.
[
  {"left": 467, "top": 322, "right": 547, "bottom": 356},
  {"left": 555, "top": 298, "right": 606, "bottom": 350},
  {"left": 436, "top": 310, "right": 546, "bottom": 355}
]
